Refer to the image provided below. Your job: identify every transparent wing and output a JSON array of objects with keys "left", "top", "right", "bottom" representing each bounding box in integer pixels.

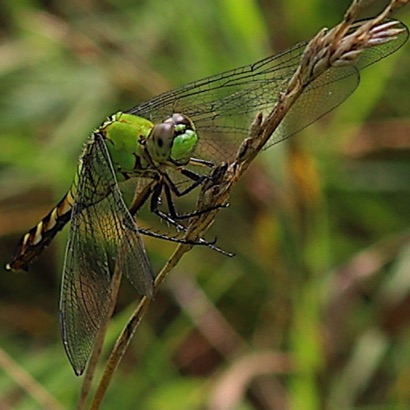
[
  {"left": 129, "top": 20, "right": 408, "bottom": 164},
  {"left": 60, "top": 133, "right": 154, "bottom": 375}
]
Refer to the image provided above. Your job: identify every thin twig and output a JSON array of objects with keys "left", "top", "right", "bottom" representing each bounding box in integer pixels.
[{"left": 89, "top": 244, "right": 191, "bottom": 409}]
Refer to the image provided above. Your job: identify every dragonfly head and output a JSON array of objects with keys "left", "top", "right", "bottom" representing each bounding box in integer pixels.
[{"left": 147, "top": 114, "right": 198, "bottom": 166}]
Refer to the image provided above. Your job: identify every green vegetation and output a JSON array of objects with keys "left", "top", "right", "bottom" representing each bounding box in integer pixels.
[{"left": 0, "top": 1, "right": 409, "bottom": 409}]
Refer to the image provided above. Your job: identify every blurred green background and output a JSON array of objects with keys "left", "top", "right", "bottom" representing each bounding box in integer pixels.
[{"left": 0, "top": 0, "right": 409, "bottom": 409}]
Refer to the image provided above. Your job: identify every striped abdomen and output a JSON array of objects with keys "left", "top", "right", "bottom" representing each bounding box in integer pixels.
[{"left": 5, "top": 189, "right": 75, "bottom": 271}]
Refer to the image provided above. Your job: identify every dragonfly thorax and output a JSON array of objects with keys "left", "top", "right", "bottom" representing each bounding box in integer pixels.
[
  {"left": 147, "top": 113, "right": 198, "bottom": 167},
  {"left": 102, "top": 112, "right": 153, "bottom": 174}
]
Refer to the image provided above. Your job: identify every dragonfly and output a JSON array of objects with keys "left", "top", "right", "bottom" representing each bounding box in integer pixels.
[{"left": 5, "top": 19, "right": 408, "bottom": 375}]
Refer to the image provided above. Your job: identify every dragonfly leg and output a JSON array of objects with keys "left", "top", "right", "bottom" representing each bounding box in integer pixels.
[
  {"left": 141, "top": 183, "right": 231, "bottom": 255},
  {"left": 149, "top": 180, "right": 187, "bottom": 230},
  {"left": 162, "top": 171, "right": 228, "bottom": 220},
  {"left": 126, "top": 173, "right": 230, "bottom": 255},
  {"left": 128, "top": 179, "right": 157, "bottom": 217},
  {"left": 127, "top": 176, "right": 213, "bottom": 228},
  {"left": 172, "top": 168, "right": 209, "bottom": 196},
  {"left": 127, "top": 177, "right": 191, "bottom": 234},
  {"left": 188, "top": 157, "right": 215, "bottom": 168},
  {"left": 139, "top": 227, "right": 231, "bottom": 254}
]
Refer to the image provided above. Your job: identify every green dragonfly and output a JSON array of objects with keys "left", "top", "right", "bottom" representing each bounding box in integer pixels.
[{"left": 6, "top": 19, "right": 408, "bottom": 375}]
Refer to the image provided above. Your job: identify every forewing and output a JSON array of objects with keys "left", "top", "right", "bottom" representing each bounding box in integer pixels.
[
  {"left": 129, "top": 20, "right": 408, "bottom": 164},
  {"left": 60, "top": 133, "right": 154, "bottom": 375}
]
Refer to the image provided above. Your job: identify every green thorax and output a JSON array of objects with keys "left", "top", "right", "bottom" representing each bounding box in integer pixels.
[
  {"left": 100, "top": 112, "right": 199, "bottom": 177},
  {"left": 100, "top": 112, "right": 152, "bottom": 175}
]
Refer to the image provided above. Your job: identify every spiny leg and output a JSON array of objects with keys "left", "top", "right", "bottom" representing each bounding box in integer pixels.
[
  {"left": 139, "top": 226, "right": 232, "bottom": 256},
  {"left": 128, "top": 179, "right": 157, "bottom": 216},
  {"left": 149, "top": 177, "right": 221, "bottom": 224},
  {"left": 149, "top": 180, "right": 187, "bottom": 230},
  {"left": 126, "top": 179, "right": 222, "bottom": 250},
  {"left": 146, "top": 180, "right": 230, "bottom": 254},
  {"left": 160, "top": 170, "right": 228, "bottom": 220}
]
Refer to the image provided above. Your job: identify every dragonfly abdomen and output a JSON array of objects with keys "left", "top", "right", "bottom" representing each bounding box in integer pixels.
[{"left": 5, "top": 190, "right": 75, "bottom": 272}]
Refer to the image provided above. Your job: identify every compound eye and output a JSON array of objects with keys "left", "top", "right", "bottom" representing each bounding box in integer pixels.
[
  {"left": 165, "top": 113, "right": 195, "bottom": 132},
  {"left": 148, "top": 122, "right": 174, "bottom": 161}
]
